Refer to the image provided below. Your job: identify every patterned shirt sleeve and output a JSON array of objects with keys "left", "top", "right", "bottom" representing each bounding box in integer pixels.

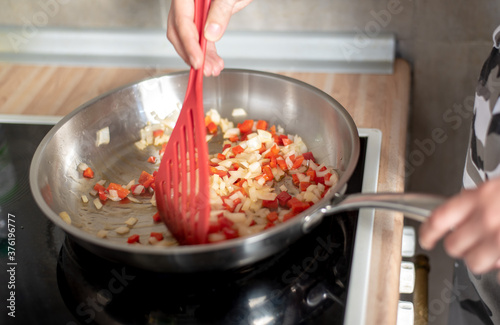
[{"left": 463, "top": 26, "right": 500, "bottom": 188}]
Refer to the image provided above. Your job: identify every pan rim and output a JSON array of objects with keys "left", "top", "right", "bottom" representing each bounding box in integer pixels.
[{"left": 29, "top": 68, "right": 360, "bottom": 258}]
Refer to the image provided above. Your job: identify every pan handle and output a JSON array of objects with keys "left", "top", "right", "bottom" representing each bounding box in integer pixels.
[{"left": 302, "top": 193, "right": 446, "bottom": 233}]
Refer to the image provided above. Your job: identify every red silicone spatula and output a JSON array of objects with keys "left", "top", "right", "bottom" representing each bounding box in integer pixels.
[{"left": 155, "top": 0, "right": 211, "bottom": 245}]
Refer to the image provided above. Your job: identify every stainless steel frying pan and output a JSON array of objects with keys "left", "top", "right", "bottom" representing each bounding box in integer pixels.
[{"left": 30, "top": 69, "right": 444, "bottom": 272}]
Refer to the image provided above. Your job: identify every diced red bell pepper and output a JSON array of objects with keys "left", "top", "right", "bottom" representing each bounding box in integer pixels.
[
  {"left": 127, "top": 234, "right": 140, "bottom": 244},
  {"left": 300, "top": 182, "right": 311, "bottom": 192},
  {"left": 291, "top": 155, "right": 304, "bottom": 170},
  {"left": 266, "top": 211, "right": 279, "bottom": 222},
  {"left": 228, "top": 163, "right": 236, "bottom": 170},
  {"left": 232, "top": 145, "right": 245, "bottom": 155},
  {"left": 255, "top": 174, "right": 266, "bottom": 182},
  {"left": 218, "top": 214, "right": 234, "bottom": 228},
  {"left": 83, "top": 167, "right": 94, "bottom": 179},
  {"left": 262, "top": 165, "right": 274, "bottom": 181},
  {"left": 147, "top": 156, "right": 156, "bottom": 163},
  {"left": 93, "top": 183, "right": 108, "bottom": 201},
  {"left": 280, "top": 135, "right": 293, "bottom": 146},
  {"left": 208, "top": 222, "right": 221, "bottom": 234},
  {"left": 276, "top": 191, "right": 292, "bottom": 207},
  {"left": 233, "top": 197, "right": 242, "bottom": 208},
  {"left": 237, "top": 120, "right": 254, "bottom": 133},
  {"left": 138, "top": 171, "right": 155, "bottom": 188},
  {"left": 264, "top": 144, "right": 280, "bottom": 158},
  {"left": 258, "top": 143, "right": 267, "bottom": 154},
  {"left": 234, "top": 179, "right": 247, "bottom": 188},
  {"left": 153, "top": 129, "right": 164, "bottom": 138},
  {"left": 152, "top": 212, "right": 161, "bottom": 223},
  {"left": 206, "top": 121, "right": 218, "bottom": 134},
  {"left": 223, "top": 227, "right": 239, "bottom": 239},
  {"left": 107, "top": 183, "right": 130, "bottom": 199},
  {"left": 159, "top": 143, "right": 167, "bottom": 156},
  {"left": 269, "top": 156, "right": 277, "bottom": 168},
  {"left": 276, "top": 157, "right": 287, "bottom": 171},
  {"left": 269, "top": 125, "right": 276, "bottom": 135},
  {"left": 303, "top": 152, "right": 315, "bottom": 162},
  {"left": 292, "top": 174, "right": 300, "bottom": 186},
  {"left": 205, "top": 115, "right": 213, "bottom": 126},
  {"left": 262, "top": 198, "right": 279, "bottom": 210},
  {"left": 222, "top": 143, "right": 232, "bottom": 151},
  {"left": 217, "top": 153, "right": 226, "bottom": 160},
  {"left": 94, "top": 183, "right": 106, "bottom": 193},
  {"left": 286, "top": 197, "right": 301, "bottom": 208},
  {"left": 264, "top": 222, "right": 275, "bottom": 230},
  {"left": 209, "top": 166, "right": 228, "bottom": 177},
  {"left": 256, "top": 120, "right": 268, "bottom": 130},
  {"left": 229, "top": 135, "right": 239, "bottom": 142},
  {"left": 283, "top": 211, "right": 297, "bottom": 222},
  {"left": 99, "top": 192, "right": 108, "bottom": 202},
  {"left": 306, "top": 169, "right": 316, "bottom": 182},
  {"left": 316, "top": 176, "right": 325, "bottom": 185},
  {"left": 273, "top": 134, "right": 283, "bottom": 145},
  {"left": 287, "top": 198, "right": 311, "bottom": 214},
  {"left": 222, "top": 198, "right": 240, "bottom": 213},
  {"left": 119, "top": 197, "right": 130, "bottom": 204},
  {"left": 150, "top": 232, "right": 164, "bottom": 241}
]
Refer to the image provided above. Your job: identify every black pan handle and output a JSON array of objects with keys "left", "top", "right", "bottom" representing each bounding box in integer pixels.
[{"left": 302, "top": 192, "right": 446, "bottom": 233}]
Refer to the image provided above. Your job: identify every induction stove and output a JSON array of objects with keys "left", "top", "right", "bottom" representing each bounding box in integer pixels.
[{"left": 0, "top": 115, "right": 381, "bottom": 325}]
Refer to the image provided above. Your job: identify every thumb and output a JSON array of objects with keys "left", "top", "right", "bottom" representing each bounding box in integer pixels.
[{"left": 204, "top": 0, "right": 237, "bottom": 42}]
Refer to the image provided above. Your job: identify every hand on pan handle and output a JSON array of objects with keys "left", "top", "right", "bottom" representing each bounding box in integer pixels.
[
  {"left": 167, "top": 0, "right": 253, "bottom": 77},
  {"left": 419, "top": 176, "right": 500, "bottom": 282}
]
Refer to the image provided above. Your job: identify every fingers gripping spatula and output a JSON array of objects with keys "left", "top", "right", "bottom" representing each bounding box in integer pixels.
[{"left": 155, "top": 0, "right": 212, "bottom": 245}]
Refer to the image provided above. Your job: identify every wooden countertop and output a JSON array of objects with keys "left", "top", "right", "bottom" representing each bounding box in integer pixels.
[{"left": 0, "top": 59, "right": 411, "bottom": 325}]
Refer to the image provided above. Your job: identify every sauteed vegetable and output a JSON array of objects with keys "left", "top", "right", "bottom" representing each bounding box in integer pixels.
[{"left": 73, "top": 109, "right": 339, "bottom": 245}]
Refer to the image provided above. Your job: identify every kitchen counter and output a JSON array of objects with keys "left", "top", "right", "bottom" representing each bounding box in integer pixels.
[{"left": 0, "top": 59, "right": 411, "bottom": 325}]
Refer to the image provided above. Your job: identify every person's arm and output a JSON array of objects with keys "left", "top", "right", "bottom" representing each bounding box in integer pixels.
[
  {"left": 419, "top": 176, "right": 500, "bottom": 281},
  {"left": 167, "top": 0, "right": 253, "bottom": 77}
]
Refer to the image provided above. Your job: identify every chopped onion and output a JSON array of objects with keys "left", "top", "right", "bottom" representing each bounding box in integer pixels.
[
  {"left": 77, "top": 162, "right": 89, "bottom": 172},
  {"left": 97, "top": 230, "right": 108, "bottom": 238},
  {"left": 125, "top": 217, "right": 138, "bottom": 227},
  {"left": 93, "top": 198, "right": 103, "bottom": 210},
  {"left": 127, "top": 196, "right": 141, "bottom": 203},
  {"left": 206, "top": 108, "right": 221, "bottom": 124},
  {"left": 59, "top": 211, "right": 71, "bottom": 225},
  {"left": 96, "top": 127, "right": 110, "bottom": 147},
  {"left": 88, "top": 108, "right": 340, "bottom": 245},
  {"left": 223, "top": 128, "right": 240, "bottom": 138},
  {"left": 115, "top": 226, "right": 130, "bottom": 235},
  {"left": 133, "top": 185, "right": 145, "bottom": 195},
  {"left": 231, "top": 108, "right": 247, "bottom": 117}
]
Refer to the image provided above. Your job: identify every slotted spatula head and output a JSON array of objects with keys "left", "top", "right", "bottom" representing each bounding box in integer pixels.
[{"left": 155, "top": 0, "right": 211, "bottom": 245}]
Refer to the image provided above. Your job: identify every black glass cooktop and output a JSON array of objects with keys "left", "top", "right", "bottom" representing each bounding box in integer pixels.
[{"left": 0, "top": 123, "right": 367, "bottom": 325}]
